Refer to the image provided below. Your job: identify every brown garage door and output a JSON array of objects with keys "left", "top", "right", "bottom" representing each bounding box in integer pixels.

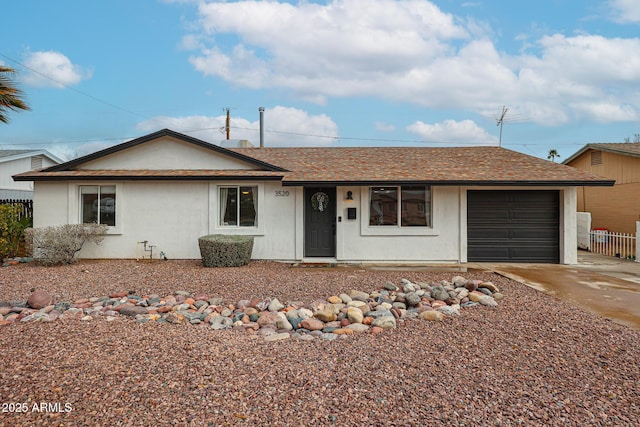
[{"left": 467, "top": 190, "right": 560, "bottom": 263}]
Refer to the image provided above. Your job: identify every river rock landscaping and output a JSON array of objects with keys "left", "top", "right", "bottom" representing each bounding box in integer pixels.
[
  {"left": 0, "top": 260, "right": 639, "bottom": 426},
  {"left": 0, "top": 276, "right": 503, "bottom": 341}
]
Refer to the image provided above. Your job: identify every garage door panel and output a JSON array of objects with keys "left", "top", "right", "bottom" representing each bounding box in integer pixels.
[
  {"left": 509, "top": 228, "right": 558, "bottom": 239},
  {"left": 510, "top": 210, "right": 559, "bottom": 220},
  {"left": 467, "top": 190, "right": 559, "bottom": 263},
  {"left": 468, "top": 227, "right": 511, "bottom": 239},
  {"left": 510, "top": 247, "right": 560, "bottom": 262},
  {"left": 468, "top": 246, "right": 511, "bottom": 260},
  {"left": 511, "top": 191, "right": 559, "bottom": 204},
  {"left": 468, "top": 210, "right": 511, "bottom": 220}
]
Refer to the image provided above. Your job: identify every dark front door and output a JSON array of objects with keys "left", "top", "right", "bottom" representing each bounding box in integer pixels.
[{"left": 304, "top": 187, "right": 336, "bottom": 257}]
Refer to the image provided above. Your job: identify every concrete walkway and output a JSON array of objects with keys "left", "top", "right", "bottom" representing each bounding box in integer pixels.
[{"left": 472, "top": 251, "right": 640, "bottom": 331}]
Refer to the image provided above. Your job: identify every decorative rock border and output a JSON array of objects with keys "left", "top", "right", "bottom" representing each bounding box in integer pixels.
[
  {"left": 0, "top": 276, "right": 503, "bottom": 341},
  {"left": 1, "top": 257, "right": 33, "bottom": 268}
]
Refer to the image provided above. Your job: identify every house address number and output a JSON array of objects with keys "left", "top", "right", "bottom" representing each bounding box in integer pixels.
[{"left": 275, "top": 190, "right": 290, "bottom": 197}]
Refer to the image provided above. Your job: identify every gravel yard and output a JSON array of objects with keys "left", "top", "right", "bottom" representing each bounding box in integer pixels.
[{"left": 1, "top": 260, "right": 639, "bottom": 426}]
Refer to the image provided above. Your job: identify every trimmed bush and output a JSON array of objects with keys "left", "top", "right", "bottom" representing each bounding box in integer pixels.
[
  {"left": 198, "top": 234, "right": 254, "bottom": 267},
  {"left": 25, "top": 224, "right": 108, "bottom": 266}
]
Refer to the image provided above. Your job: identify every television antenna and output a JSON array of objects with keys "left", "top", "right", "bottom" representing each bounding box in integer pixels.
[
  {"left": 496, "top": 106, "right": 511, "bottom": 147},
  {"left": 493, "top": 106, "right": 527, "bottom": 146}
]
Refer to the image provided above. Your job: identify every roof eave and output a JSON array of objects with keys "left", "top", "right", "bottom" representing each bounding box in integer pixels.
[
  {"left": 281, "top": 179, "right": 616, "bottom": 187},
  {"left": 13, "top": 174, "right": 284, "bottom": 182}
]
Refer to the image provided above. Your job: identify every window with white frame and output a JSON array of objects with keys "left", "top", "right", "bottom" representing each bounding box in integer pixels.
[
  {"left": 80, "top": 185, "right": 116, "bottom": 226},
  {"left": 369, "top": 186, "right": 431, "bottom": 227},
  {"left": 220, "top": 186, "right": 258, "bottom": 227}
]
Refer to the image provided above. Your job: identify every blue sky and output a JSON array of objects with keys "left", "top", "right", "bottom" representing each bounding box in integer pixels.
[{"left": 2, "top": 0, "right": 640, "bottom": 161}]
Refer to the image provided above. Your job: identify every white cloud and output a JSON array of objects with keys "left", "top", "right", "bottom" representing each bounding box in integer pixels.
[
  {"left": 181, "top": 0, "right": 640, "bottom": 127},
  {"left": 189, "top": 45, "right": 269, "bottom": 89},
  {"left": 375, "top": 122, "right": 396, "bottom": 132},
  {"left": 514, "top": 34, "right": 640, "bottom": 123},
  {"left": 180, "top": 34, "right": 205, "bottom": 50},
  {"left": 136, "top": 106, "right": 339, "bottom": 147},
  {"left": 188, "top": 0, "right": 469, "bottom": 97},
  {"left": 569, "top": 102, "right": 638, "bottom": 123},
  {"left": 406, "top": 119, "right": 498, "bottom": 145},
  {"left": 608, "top": 0, "right": 640, "bottom": 23},
  {"left": 20, "top": 51, "right": 91, "bottom": 88}
]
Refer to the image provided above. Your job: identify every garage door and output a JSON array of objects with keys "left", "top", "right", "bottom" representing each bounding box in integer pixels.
[{"left": 467, "top": 190, "right": 559, "bottom": 263}]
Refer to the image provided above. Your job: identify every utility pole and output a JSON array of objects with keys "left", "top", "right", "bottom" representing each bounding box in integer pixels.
[{"left": 224, "top": 107, "right": 230, "bottom": 140}]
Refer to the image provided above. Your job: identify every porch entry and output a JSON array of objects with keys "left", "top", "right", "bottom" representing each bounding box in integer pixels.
[{"left": 304, "top": 187, "right": 336, "bottom": 257}]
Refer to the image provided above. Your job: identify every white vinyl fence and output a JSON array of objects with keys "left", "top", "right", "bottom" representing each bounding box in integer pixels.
[{"left": 589, "top": 226, "right": 638, "bottom": 261}]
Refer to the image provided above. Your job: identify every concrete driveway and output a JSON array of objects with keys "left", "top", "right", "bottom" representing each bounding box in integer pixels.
[{"left": 471, "top": 251, "right": 640, "bottom": 331}]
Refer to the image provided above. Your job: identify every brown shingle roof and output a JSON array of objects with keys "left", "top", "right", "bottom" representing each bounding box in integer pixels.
[
  {"left": 231, "top": 146, "right": 613, "bottom": 186},
  {"left": 12, "top": 128, "right": 614, "bottom": 186}
]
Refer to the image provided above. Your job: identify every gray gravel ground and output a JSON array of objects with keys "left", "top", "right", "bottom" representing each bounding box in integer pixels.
[{"left": 0, "top": 260, "right": 639, "bottom": 426}]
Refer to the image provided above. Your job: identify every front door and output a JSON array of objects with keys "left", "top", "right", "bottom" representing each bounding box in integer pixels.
[{"left": 304, "top": 187, "right": 336, "bottom": 257}]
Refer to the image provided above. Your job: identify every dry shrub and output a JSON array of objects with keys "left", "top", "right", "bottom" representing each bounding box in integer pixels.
[{"left": 25, "top": 224, "right": 108, "bottom": 266}]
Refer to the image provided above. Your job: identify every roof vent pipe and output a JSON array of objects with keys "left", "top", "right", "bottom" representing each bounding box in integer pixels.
[{"left": 259, "top": 107, "right": 265, "bottom": 148}]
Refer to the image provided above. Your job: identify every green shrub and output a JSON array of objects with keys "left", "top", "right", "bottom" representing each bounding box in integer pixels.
[
  {"left": 0, "top": 204, "right": 28, "bottom": 258},
  {"left": 25, "top": 224, "right": 108, "bottom": 266},
  {"left": 198, "top": 234, "right": 254, "bottom": 267}
]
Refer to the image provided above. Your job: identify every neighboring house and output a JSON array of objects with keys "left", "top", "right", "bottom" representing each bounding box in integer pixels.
[
  {"left": 0, "top": 149, "right": 62, "bottom": 199},
  {"left": 14, "top": 129, "right": 613, "bottom": 264},
  {"left": 563, "top": 143, "right": 640, "bottom": 235}
]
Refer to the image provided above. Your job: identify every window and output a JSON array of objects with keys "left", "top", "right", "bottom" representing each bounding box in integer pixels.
[
  {"left": 369, "top": 186, "right": 431, "bottom": 227},
  {"left": 80, "top": 185, "right": 116, "bottom": 226},
  {"left": 370, "top": 187, "right": 398, "bottom": 225},
  {"left": 220, "top": 186, "right": 257, "bottom": 227}
]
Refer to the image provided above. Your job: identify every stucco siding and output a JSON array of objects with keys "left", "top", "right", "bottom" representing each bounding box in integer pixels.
[
  {"left": 561, "top": 188, "right": 577, "bottom": 264},
  {"left": 335, "top": 186, "right": 461, "bottom": 262},
  {"left": 30, "top": 181, "right": 578, "bottom": 264},
  {"left": 33, "top": 180, "right": 298, "bottom": 260},
  {"left": 96, "top": 181, "right": 210, "bottom": 259},
  {"left": 252, "top": 182, "right": 298, "bottom": 260},
  {"left": 207, "top": 181, "right": 298, "bottom": 260},
  {"left": 81, "top": 137, "right": 260, "bottom": 170},
  {"left": 33, "top": 182, "right": 69, "bottom": 226}
]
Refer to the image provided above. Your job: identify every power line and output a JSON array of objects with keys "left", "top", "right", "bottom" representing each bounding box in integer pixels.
[
  {"left": 0, "top": 52, "right": 175, "bottom": 127},
  {"left": 0, "top": 124, "right": 548, "bottom": 149}
]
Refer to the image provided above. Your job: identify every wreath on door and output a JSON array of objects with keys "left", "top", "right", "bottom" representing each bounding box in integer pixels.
[{"left": 311, "top": 192, "right": 329, "bottom": 212}]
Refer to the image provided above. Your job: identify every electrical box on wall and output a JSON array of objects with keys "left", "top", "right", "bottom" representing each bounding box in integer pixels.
[{"left": 347, "top": 207, "right": 357, "bottom": 220}]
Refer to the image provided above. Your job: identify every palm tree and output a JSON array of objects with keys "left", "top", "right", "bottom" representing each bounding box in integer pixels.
[
  {"left": 0, "top": 66, "right": 30, "bottom": 123},
  {"left": 547, "top": 149, "right": 560, "bottom": 162}
]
